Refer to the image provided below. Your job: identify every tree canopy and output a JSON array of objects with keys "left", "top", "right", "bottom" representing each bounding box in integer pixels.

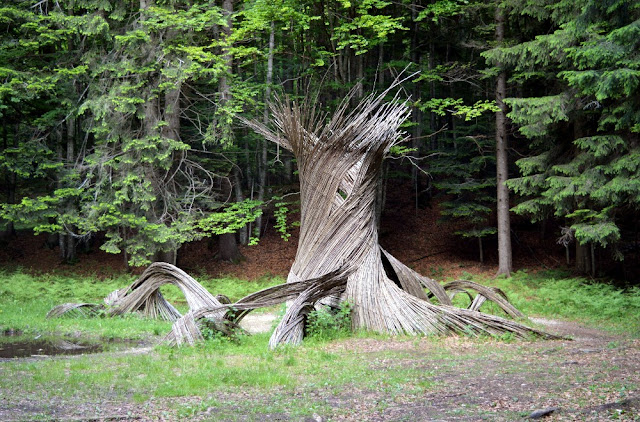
[{"left": 1, "top": 0, "right": 638, "bottom": 279}]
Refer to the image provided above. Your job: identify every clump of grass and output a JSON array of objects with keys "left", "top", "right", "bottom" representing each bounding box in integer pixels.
[{"left": 0, "top": 270, "right": 134, "bottom": 303}]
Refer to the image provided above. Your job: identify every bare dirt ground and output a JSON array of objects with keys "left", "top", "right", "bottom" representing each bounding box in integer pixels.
[
  {"left": 1, "top": 317, "right": 639, "bottom": 421},
  {"left": 203, "top": 318, "right": 640, "bottom": 421}
]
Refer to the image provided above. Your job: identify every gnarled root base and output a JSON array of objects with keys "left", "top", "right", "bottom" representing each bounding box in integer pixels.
[
  {"left": 49, "top": 261, "right": 561, "bottom": 349},
  {"left": 48, "top": 262, "right": 226, "bottom": 323}
]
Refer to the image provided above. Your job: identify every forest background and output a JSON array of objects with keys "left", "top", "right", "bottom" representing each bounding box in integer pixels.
[{"left": 0, "top": 0, "right": 638, "bottom": 283}]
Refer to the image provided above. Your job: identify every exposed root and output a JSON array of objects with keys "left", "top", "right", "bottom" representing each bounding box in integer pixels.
[
  {"left": 443, "top": 279, "right": 523, "bottom": 318},
  {"left": 47, "top": 303, "right": 104, "bottom": 318},
  {"left": 106, "top": 262, "right": 224, "bottom": 321},
  {"left": 381, "top": 248, "right": 451, "bottom": 305},
  {"left": 48, "top": 263, "right": 226, "bottom": 322}
]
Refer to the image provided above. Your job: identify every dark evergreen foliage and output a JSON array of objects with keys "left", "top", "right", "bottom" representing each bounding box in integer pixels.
[{"left": 0, "top": 0, "right": 638, "bottom": 278}]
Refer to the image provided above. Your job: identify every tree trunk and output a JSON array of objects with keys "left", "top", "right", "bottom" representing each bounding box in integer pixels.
[
  {"left": 55, "top": 115, "right": 77, "bottom": 264},
  {"left": 219, "top": 232, "right": 240, "bottom": 262},
  {"left": 219, "top": 0, "right": 233, "bottom": 105},
  {"left": 428, "top": 43, "right": 437, "bottom": 151},
  {"left": 375, "top": 161, "right": 389, "bottom": 229},
  {"left": 154, "top": 250, "right": 177, "bottom": 265},
  {"left": 255, "top": 20, "right": 275, "bottom": 238},
  {"left": 156, "top": 82, "right": 182, "bottom": 262},
  {"left": 377, "top": 44, "right": 385, "bottom": 89},
  {"left": 495, "top": 5, "right": 512, "bottom": 277},
  {"left": 2, "top": 120, "right": 16, "bottom": 239},
  {"left": 66, "top": 116, "right": 77, "bottom": 263},
  {"left": 283, "top": 154, "right": 293, "bottom": 184},
  {"left": 217, "top": 0, "right": 245, "bottom": 250},
  {"left": 410, "top": 2, "right": 421, "bottom": 194},
  {"left": 233, "top": 167, "right": 248, "bottom": 244},
  {"left": 140, "top": 0, "right": 177, "bottom": 264},
  {"left": 355, "top": 53, "right": 364, "bottom": 99},
  {"left": 575, "top": 242, "right": 592, "bottom": 274},
  {"left": 243, "top": 90, "right": 548, "bottom": 349}
]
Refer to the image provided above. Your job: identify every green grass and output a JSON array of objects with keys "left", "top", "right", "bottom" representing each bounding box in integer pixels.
[
  {"left": 0, "top": 269, "right": 283, "bottom": 339},
  {"left": 0, "top": 300, "right": 173, "bottom": 340},
  {"left": 0, "top": 332, "right": 448, "bottom": 420},
  {"left": 459, "top": 269, "right": 640, "bottom": 334},
  {"left": 0, "top": 332, "right": 436, "bottom": 401},
  {"left": 2, "top": 266, "right": 639, "bottom": 339},
  {"left": 1, "top": 267, "right": 639, "bottom": 420}
]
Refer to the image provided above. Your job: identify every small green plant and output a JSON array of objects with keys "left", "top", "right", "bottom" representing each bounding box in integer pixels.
[
  {"left": 199, "top": 318, "right": 242, "bottom": 345},
  {"left": 305, "top": 302, "right": 352, "bottom": 341},
  {"left": 199, "top": 319, "right": 226, "bottom": 342},
  {"left": 497, "top": 331, "right": 516, "bottom": 343},
  {"left": 429, "top": 266, "right": 444, "bottom": 279},
  {"left": 272, "top": 196, "right": 300, "bottom": 241}
]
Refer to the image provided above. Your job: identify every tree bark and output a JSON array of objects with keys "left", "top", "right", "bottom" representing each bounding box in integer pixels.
[
  {"left": 355, "top": 53, "right": 364, "bottom": 99},
  {"left": 219, "top": 232, "right": 240, "bottom": 261},
  {"left": 2, "top": 119, "right": 16, "bottom": 239},
  {"left": 242, "top": 90, "right": 547, "bottom": 349},
  {"left": 495, "top": 5, "right": 512, "bottom": 277},
  {"left": 428, "top": 42, "right": 437, "bottom": 151},
  {"left": 154, "top": 82, "right": 182, "bottom": 263},
  {"left": 216, "top": 0, "right": 242, "bottom": 258},
  {"left": 575, "top": 242, "right": 592, "bottom": 274},
  {"left": 219, "top": 0, "right": 233, "bottom": 105},
  {"left": 64, "top": 116, "right": 77, "bottom": 263},
  {"left": 140, "top": 0, "right": 175, "bottom": 264},
  {"left": 410, "top": 1, "right": 421, "bottom": 194},
  {"left": 55, "top": 115, "right": 77, "bottom": 263},
  {"left": 233, "top": 167, "right": 248, "bottom": 245},
  {"left": 255, "top": 20, "right": 275, "bottom": 238}
]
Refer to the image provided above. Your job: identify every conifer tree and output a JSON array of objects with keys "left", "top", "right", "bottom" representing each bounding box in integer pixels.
[
  {"left": 494, "top": 3, "right": 512, "bottom": 276},
  {"left": 484, "top": 0, "right": 640, "bottom": 274}
]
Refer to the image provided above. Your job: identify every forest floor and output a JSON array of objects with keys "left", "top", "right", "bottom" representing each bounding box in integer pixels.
[
  {"left": 1, "top": 316, "right": 639, "bottom": 421},
  {"left": 1, "top": 185, "right": 638, "bottom": 420}
]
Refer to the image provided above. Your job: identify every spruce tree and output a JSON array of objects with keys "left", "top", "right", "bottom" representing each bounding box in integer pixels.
[{"left": 484, "top": 0, "right": 640, "bottom": 274}]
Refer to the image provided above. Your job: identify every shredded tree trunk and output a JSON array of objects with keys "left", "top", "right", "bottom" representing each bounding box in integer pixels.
[
  {"left": 239, "top": 90, "right": 557, "bottom": 347},
  {"left": 49, "top": 89, "right": 559, "bottom": 348}
]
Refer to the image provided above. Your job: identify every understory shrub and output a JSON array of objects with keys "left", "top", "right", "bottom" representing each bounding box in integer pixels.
[{"left": 306, "top": 302, "right": 352, "bottom": 340}]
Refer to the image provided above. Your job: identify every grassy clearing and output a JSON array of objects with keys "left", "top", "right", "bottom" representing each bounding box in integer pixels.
[
  {"left": 0, "top": 333, "right": 444, "bottom": 412},
  {"left": 3, "top": 329, "right": 637, "bottom": 420},
  {"left": 1, "top": 266, "right": 638, "bottom": 340},
  {"left": 2, "top": 266, "right": 639, "bottom": 339},
  {"left": 0, "top": 269, "right": 283, "bottom": 339},
  {"left": 1, "top": 268, "right": 639, "bottom": 420},
  {"left": 461, "top": 270, "right": 640, "bottom": 334}
]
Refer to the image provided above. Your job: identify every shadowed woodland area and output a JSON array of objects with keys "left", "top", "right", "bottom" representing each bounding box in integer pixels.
[{"left": 0, "top": 0, "right": 639, "bottom": 282}]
